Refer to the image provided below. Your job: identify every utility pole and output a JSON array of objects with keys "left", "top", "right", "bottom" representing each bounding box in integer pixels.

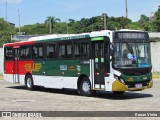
[
  {"left": 125, "top": 0, "right": 128, "bottom": 29},
  {"left": 49, "top": 17, "right": 52, "bottom": 34},
  {"left": 66, "top": 21, "right": 69, "bottom": 34},
  {"left": 5, "top": 0, "right": 7, "bottom": 21},
  {"left": 102, "top": 13, "right": 107, "bottom": 30},
  {"left": 92, "top": 18, "right": 93, "bottom": 31},
  {"left": 18, "top": 9, "right": 21, "bottom": 35}
]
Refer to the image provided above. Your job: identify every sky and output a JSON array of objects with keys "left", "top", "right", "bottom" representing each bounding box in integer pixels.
[{"left": 0, "top": 0, "right": 160, "bottom": 27}]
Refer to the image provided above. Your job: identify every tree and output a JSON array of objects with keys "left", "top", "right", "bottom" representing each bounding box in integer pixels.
[
  {"left": 107, "top": 21, "right": 120, "bottom": 30},
  {"left": 128, "top": 22, "right": 143, "bottom": 30},
  {"left": 154, "top": 7, "right": 160, "bottom": 31},
  {"left": 138, "top": 14, "right": 150, "bottom": 31},
  {"left": 68, "top": 19, "right": 75, "bottom": 26},
  {"left": 21, "top": 23, "right": 48, "bottom": 34},
  {"left": 139, "top": 14, "right": 149, "bottom": 25},
  {"left": 0, "top": 18, "right": 16, "bottom": 47},
  {"left": 116, "top": 17, "right": 132, "bottom": 29},
  {"left": 45, "top": 16, "right": 61, "bottom": 34}
]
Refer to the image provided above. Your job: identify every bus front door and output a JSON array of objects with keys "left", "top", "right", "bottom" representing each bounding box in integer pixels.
[
  {"left": 13, "top": 48, "right": 20, "bottom": 83},
  {"left": 93, "top": 41, "right": 105, "bottom": 89}
]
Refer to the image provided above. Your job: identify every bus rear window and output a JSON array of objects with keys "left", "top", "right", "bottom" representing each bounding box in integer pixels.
[{"left": 5, "top": 47, "right": 12, "bottom": 60}]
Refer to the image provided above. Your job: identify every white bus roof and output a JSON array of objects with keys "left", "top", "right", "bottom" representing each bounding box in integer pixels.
[{"left": 17, "top": 29, "right": 147, "bottom": 42}]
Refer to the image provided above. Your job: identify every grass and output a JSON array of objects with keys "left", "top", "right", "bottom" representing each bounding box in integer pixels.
[
  {"left": 0, "top": 74, "right": 3, "bottom": 80},
  {"left": 153, "top": 72, "right": 160, "bottom": 78}
]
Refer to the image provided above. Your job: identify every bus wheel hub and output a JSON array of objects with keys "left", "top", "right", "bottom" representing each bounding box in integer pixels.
[{"left": 82, "top": 81, "right": 90, "bottom": 92}]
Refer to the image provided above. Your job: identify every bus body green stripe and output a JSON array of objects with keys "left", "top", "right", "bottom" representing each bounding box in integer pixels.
[
  {"left": 32, "top": 60, "right": 90, "bottom": 77},
  {"left": 91, "top": 37, "right": 104, "bottom": 41}
]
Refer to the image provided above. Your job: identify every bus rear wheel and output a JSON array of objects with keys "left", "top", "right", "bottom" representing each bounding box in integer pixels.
[
  {"left": 25, "top": 75, "right": 34, "bottom": 90},
  {"left": 80, "top": 77, "right": 93, "bottom": 97}
]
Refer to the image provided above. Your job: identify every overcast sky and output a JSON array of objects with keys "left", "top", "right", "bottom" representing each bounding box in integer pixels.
[{"left": 0, "top": 0, "right": 159, "bottom": 26}]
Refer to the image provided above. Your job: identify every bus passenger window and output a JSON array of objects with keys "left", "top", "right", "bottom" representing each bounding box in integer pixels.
[
  {"left": 81, "top": 43, "right": 89, "bottom": 58},
  {"left": 20, "top": 46, "right": 30, "bottom": 60},
  {"left": 5, "top": 47, "right": 12, "bottom": 60},
  {"left": 59, "top": 43, "right": 72, "bottom": 59},
  {"left": 74, "top": 44, "right": 80, "bottom": 58},
  {"left": 74, "top": 42, "right": 89, "bottom": 58},
  {"left": 32, "top": 45, "right": 43, "bottom": 59},
  {"left": 46, "top": 44, "right": 56, "bottom": 59}
]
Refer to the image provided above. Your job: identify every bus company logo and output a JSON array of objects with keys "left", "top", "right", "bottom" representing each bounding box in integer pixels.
[
  {"left": 2, "top": 112, "right": 11, "bottom": 117},
  {"left": 24, "top": 63, "right": 42, "bottom": 72},
  {"left": 69, "top": 65, "right": 76, "bottom": 71}
]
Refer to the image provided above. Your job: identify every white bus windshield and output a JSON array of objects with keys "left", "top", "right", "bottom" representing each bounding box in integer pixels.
[{"left": 113, "top": 42, "right": 151, "bottom": 68}]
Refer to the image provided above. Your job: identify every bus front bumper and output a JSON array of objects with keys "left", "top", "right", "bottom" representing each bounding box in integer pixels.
[{"left": 112, "top": 79, "right": 153, "bottom": 92}]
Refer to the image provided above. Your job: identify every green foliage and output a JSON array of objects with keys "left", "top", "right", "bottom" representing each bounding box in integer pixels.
[
  {"left": 1, "top": 6, "right": 160, "bottom": 46},
  {"left": 45, "top": 16, "right": 61, "bottom": 34},
  {"left": 0, "top": 18, "right": 16, "bottom": 47},
  {"left": 154, "top": 8, "right": 160, "bottom": 32},
  {"left": 128, "top": 22, "right": 143, "bottom": 30},
  {"left": 19, "top": 15, "right": 134, "bottom": 35},
  {"left": 21, "top": 23, "right": 48, "bottom": 35}
]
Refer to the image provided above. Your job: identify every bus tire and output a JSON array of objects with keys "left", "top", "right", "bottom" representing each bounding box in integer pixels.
[
  {"left": 80, "top": 77, "right": 93, "bottom": 97},
  {"left": 25, "top": 75, "right": 34, "bottom": 90}
]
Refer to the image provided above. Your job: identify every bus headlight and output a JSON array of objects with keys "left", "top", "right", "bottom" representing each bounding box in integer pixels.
[
  {"left": 120, "top": 78, "right": 125, "bottom": 84},
  {"left": 114, "top": 75, "right": 125, "bottom": 84}
]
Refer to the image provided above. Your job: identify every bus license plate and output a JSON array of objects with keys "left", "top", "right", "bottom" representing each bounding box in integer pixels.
[{"left": 135, "top": 83, "right": 142, "bottom": 88}]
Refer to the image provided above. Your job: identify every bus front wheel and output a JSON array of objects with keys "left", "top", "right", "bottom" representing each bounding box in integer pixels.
[
  {"left": 25, "top": 75, "right": 34, "bottom": 90},
  {"left": 80, "top": 77, "right": 93, "bottom": 97}
]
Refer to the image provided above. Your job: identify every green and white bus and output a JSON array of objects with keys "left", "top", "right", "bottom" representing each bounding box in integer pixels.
[{"left": 3, "top": 29, "right": 153, "bottom": 96}]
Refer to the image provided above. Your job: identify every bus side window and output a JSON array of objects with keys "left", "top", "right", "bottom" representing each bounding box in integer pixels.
[
  {"left": 5, "top": 47, "right": 13, "bottom": 60},
  {"left": 20, "top": 46, "right": 31, "bottom": 60},
  {"left": 81, "top": 43, "right": 89, "bottom": 58},
  {"left": 32, "top": 45, "right": 43, "bottom": 59},
  {"left": 74, "top": 44, "right": 80, "bottom": 58},
  {"left": 59, "top": 43, "right": 72, "bottom": 59},
  {"left": 46, "top": 43, "right": 56, "bottom": 59},
  {"left": 74, "top": 42, "right": 89, "bottom": 59}
]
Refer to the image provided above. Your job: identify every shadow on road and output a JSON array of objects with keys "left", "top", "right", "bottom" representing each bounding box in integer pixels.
[{"left": 6, "top": 85, "right": 153, "bottom": 100}]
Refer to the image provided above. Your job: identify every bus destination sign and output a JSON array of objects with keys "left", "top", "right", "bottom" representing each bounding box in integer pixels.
[{"left": 116, "top": 32, "right": 147, "bottom": 39}]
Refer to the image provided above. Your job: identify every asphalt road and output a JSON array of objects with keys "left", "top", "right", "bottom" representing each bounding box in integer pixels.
[{"left": 0, "top": 79, "right": 160, "bottom": 120}]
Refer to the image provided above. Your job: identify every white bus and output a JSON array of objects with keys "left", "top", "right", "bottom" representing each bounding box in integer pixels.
[{"left": 3, "top": 29, "right": 153, "bottom": 96}]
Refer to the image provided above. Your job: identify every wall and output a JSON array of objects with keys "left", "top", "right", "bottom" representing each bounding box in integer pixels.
[
  {"left": 0, "top": 48, "right": 3, "bottom": 74},
  {"left": 151, "top": 42, "right": 160, "bottom": 72}
]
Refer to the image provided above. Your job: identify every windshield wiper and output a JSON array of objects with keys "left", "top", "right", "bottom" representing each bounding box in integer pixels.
[{"left": 124, "top": 40, "right": 134, "bottom": 55}]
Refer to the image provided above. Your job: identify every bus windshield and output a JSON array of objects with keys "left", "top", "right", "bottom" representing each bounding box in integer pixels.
[{"left": 113, "top": 42, "right": 151, "bottom": 68}]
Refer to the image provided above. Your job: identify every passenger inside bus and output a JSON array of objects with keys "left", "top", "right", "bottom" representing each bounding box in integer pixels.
[{"left": 123, "top": 49, "right": 129, "bottom": 59}]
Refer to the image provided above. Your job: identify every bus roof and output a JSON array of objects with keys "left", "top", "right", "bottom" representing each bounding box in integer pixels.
[
  {"left": 115, "top": 29, "right": 145, "bottom": 32},
  {"left": 4, "top": 29, "right": 147, "bottom": 47}
]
